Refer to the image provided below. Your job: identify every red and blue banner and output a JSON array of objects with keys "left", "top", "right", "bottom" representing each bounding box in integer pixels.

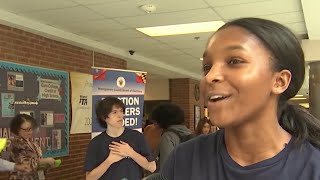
[{"left": 91, "top": 67, "right": 147, "bottom": 138}]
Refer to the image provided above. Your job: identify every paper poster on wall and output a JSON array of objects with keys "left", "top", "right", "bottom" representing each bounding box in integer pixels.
[
  {"left": 52, "top": 129, "right": 61, "bottom": 150},
  {"left": 91, "top": 67, "right": 147, "bottom": 138},
  {"left": 37, "top": 78, "right": 62, "bottom": 100},
  {"left": 7, "top": 72, "right": 24, "bottom": 91},
  {"left": 19, "top": 110, "right": 35, "bottom": 118},
  {"left": 70, "top": 72, "right": 92, "bottom": 134},
  {"left": 40, "top": 111, "right": 54, "bottom": 127},
  {"left": 54, "top": 113, "right": 65, "bottom": 124},
  {"left": 0, "top": 60, "right": 69, "bottom": 157},
  {"left": 1, "top": 93, "right": 15, "bottom": 118}
]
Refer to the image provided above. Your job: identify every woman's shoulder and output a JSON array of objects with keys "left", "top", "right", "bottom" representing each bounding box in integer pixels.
[
  {"left": 308, "top": 145, "right": 320, "bottom": 170},
  {"left": 286, "top": 141, "right": 320, "bottom": 177},
  {"left": 10, "top": 136, "right": 25, "bottom": 146},
  {"left": 303, "top": 142, "right": 320, "bottom": 160},
  {"left": 175, "top": 130, "right": 224, "bottom": 155},
  {"left": 160, "top": 131, "right": 224, "bottom": 177}
]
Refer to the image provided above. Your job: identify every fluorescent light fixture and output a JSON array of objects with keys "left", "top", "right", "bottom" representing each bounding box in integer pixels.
[
  {"left": 290, "top": 97, "right": 307, "bottom": 100},
  {"left": 299, "top": 103, "right": 309, "bottom": 108},
  {"left": 294, "top": 94, "right": 304, "bottom": 97},
  {"left": 136, "top": 21, "right": 225, "bottom": 37}
]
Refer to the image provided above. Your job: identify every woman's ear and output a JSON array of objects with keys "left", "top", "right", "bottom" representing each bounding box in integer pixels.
[{"left": 272, "top": 70, "right": 291, "bottom": 95}]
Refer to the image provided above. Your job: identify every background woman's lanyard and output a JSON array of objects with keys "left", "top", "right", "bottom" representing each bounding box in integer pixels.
[{"left": 25, "top": 139, "right": 41, "bottom": 158}]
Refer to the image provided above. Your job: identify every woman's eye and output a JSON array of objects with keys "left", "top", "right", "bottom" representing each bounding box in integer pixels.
[
  {"left": 228, "top": 58, "right": 243, "bottom": 65},
  {"left": 202, "top": 64, "right": 211, "bottom": 74}
]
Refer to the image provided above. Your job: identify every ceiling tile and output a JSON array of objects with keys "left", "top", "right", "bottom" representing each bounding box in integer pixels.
[
  {"left": 115, "top": 8, "right": 222, "bottom": 28},
  {"left": 256, "top": 12, "right": 307, "bottom": 35},
  {"left": 0, "top": 0, "right": 77, "bottom": 13},
  {"left": 256, "top": 11, "right": 305, "bottom": 24},
  {"left": 183, "top": 63, "right": 203, "bottom": 74},
  {"left": 56, "top": 19, "right": 127, "bottom": 33},
  {"left": 71, "top": 0, "right": 124, "bottom": 5},
  {"left": 102, "top": 29, "right": 147, "bottom": 41},
  {"left": 142, "top": 49, "right": 184, "bottom": 57},
  {"left": 214, "top": 0, "right": 302, "bottom": 19},
  {"left": 285, "top": 22, "right": 307, "bottom": 34},
  {"left": 127, "top": 60, "right": 188, "bottom": 79},
  {"left": 168, "top": 39, "right": 207, "bottom": 50},
  {"left": 157, "top": 54, "right": 196, "bottom": 63},
  {"left": 0, "top": 0, "right": 311, "bottom": 80},
  {"left": 131, "top": 43, "right": 180, "bottom": 52},
  {"left": 156, "top": 54, "right": 203, "bottom": 75},
  {"left": 87, "top": 0, "right": 208, "bottom": 17},
  {"left": 146, "top": 0, "right": 209, "bottom": 13},
  {"left": 180, "top": 48, "right": 206, "bottom": 59},
  {"left": 80, "top": 29, "right": 146, "bottom": 41},
  {"left": 87, "top": 1, "right": 146, "bottom": 18},
  {"left": 205, "top": 0, "right": 271, "bottom": 7},
  {"left": 105, "top": 37, "right": 161, "bottom": 51},
  {"left": 20, "top": 6, "right": 104, "bottom": 25}
]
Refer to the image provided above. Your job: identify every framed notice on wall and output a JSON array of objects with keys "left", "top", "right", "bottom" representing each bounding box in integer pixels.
[
  {"left": 0, "top": 60, "right": 69, "bottom": 157},
  {"left": 194, "top": 105, "right": 201, "bottom": 129}
]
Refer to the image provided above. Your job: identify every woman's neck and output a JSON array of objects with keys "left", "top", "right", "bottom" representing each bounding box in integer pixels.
[
  {"left": 224, "top": 113, "right": 291, "bottom": 166},
  {"left": 106, "top": 126, "right": 125, "bottom": 137}
]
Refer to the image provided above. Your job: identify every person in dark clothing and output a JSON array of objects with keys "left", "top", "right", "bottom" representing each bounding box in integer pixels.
[
  {"left": 160, "top": 18, "right": 320, "bottom": 180},
  {"left": 151, "top": 103, "right": 192, "bottom": 171},
  {"left": 84, "top": 96, "right": 156, "bottom": 180}
]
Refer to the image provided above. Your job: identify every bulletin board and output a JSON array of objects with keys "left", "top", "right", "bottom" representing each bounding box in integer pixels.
[{"left": 0, "top": 60, "right": 69, "bottom": 157}]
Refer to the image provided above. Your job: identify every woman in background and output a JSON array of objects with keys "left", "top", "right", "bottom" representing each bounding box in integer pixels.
[
  {"left": 195, "top": 117, "right": 212, "bottom": 136},
  {"left": 9, "top": 114, "right": 55, "bottom": 180}
]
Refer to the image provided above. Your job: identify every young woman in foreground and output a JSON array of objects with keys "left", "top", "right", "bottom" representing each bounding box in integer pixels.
[{"left": 160, "top": 18, "right": 320, "bottom": 180}]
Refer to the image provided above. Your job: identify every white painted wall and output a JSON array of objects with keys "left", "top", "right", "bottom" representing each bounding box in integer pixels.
[
  {"left": 144, "top": 79, "right": 170, "bottom": 100},
  {"left": 302, "top": 40, "right": 320, "bottom": 61}
]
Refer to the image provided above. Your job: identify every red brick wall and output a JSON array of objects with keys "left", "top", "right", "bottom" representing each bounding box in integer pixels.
[
  {"left": 169, "top": 78, "right": 204, "bottom": 131},
  {"left": 0, "top": 24, "right": 127, "bottom": 180}
]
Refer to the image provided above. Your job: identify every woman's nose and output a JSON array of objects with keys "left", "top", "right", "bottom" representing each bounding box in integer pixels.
[{"left": 205, "top": 64, "right": 224, "bottom": 83}]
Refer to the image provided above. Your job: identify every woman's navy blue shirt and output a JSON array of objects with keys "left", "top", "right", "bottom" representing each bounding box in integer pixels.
[{"left": 161, "top": 130, "right": 320, "bottom": 180}]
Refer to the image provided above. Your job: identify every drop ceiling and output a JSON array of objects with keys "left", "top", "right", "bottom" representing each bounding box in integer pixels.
[{"left": 0, "top": 0, "right": 318, "bottom": 81}]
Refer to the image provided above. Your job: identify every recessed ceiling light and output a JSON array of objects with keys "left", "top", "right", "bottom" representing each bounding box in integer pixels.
[{"left": 136, "top": 21, "right": 225, "bottom": 37}]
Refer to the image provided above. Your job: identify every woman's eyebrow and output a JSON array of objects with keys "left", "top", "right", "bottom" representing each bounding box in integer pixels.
[{"left": 224, "top": 45, "right": 245, "bottom": 51}]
